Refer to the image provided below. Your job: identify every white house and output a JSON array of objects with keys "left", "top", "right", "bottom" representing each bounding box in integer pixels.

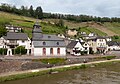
[
  {"left": 87, "top": 37, "right": 108, "bottom": 54},
  {"left": 2, "top": 32, "right": 31, "bottom": 56},
  {"left": 31, "top": 22, "right": 66, "bottom": 56},
  {"left": 107, "top": 41, "right": 120, "bottom": 51},
  {"left": 67, "top": 41, "right": 89, "bottom": 56},
  {"left": 0, "top": 37, "right": 5, "bottom": 48},
  {"left": 5, "top": 25, "right": 22, "bottom": 32}
]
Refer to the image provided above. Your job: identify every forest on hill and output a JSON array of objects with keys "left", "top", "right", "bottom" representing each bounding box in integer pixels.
[{"left": 0, "top": 3, "right": 120, "bottom": 23}]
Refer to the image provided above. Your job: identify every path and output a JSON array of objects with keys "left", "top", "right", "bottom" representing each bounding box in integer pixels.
[{"left": 0, "top": 59, "right": 120, "bottom": 78}]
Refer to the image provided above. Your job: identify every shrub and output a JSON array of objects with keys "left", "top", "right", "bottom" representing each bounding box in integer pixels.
[
  {"left": 0, "top": 48, "right": 7, "bottom": 55},
  {"left": 15, "top": 46, "right": 27, "bottom": 55},
  {"left": 105, "top": 56, "right": 116, "bottom": 60}
]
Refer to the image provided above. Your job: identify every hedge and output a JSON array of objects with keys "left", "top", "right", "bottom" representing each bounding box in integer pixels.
[{"left": 0, "top": 48, "right": 7, "bottom": 55}]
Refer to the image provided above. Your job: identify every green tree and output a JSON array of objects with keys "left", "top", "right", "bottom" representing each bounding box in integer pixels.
[
  {"left": 35, "top": 6, "right": 43, "bottom": 19},
  {"left": 58, "top": 19, "right": 64, "bottom": 27},
  {"left": 15, "top": 46, "right": 27, "bottom": 55},
  {"left": 29, "top": 5, "right": 34, "bottom": 17},
  {"left": 0, "top": 27, "right": 7, "bottom": 37}
]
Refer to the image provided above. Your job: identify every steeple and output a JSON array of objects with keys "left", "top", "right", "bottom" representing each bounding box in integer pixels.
[
  {"left": 33, "top": 21, "right": 42, "bottom": 33},
  {"left": 32, "top": 21, "right": 43, "bottom": 40}
]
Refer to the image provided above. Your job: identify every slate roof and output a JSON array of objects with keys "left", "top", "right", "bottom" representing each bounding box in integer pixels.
[
  {"left": 32, "top": 28, "right": 42, "bottom": 33},
  {"left": 33, "top": 34, "right": 64, "bottom": 41},
  {"left": 67, "top": 41, "right": 78, "bottom": 48},
  {"left": 87, "top": 36, "right": 106, "bottom": 41},
  {"left": 107, "top": 41, "right": 119, "bottom": 46},
  {"left": 3, "top": 32, "right": 28, "bottom": 40},
  {"left": 33, "top": 40, "right": 66, "bottom": 47}
]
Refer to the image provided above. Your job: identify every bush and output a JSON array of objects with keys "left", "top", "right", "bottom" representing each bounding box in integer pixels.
[
  {"left": 15, "top": 46, "right": 27, "bottom": 55},
  {"left": 105, "top": 56, "right": 116, "bottom": 60},
  {"left": 0, "top": 48, "right": 7, "bottom": 55}
]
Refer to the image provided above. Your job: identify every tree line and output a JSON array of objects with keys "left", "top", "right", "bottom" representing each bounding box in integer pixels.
[
  {"left": 44, "top": 13, "right": 120, "bottom": 23},
  {"left": 0, "top": 3, "right": 120, "bottom": 23},
  {"left": 0, "top": 3, "right": 43, "bottom": 19}
]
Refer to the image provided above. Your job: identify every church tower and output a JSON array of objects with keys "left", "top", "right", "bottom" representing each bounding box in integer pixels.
[{"left": 32, "top": 21, "right": 43, "bottom": 41}]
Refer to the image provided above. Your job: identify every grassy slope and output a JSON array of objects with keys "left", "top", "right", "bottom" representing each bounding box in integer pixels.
[
  {"left": 0, "top": 12, "right": 65, "bottom": 38},
  {"left": 44, "top": 19, "right": 120, "bottom": 36},
  {"left": 103, "top": 22, "right": 120, "bottom": 35},
  {"left": 0, "top": 11, "right": 120, "bottom": 38}
]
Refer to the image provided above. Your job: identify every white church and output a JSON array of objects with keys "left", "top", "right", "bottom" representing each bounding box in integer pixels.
[{"left": 31, "top": 22, "right": 66, "bottom": 56}]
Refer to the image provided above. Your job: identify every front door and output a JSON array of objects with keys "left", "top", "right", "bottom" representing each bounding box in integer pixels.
[{"left": 43, "top": 48, "right": 46, "bottom": 56}]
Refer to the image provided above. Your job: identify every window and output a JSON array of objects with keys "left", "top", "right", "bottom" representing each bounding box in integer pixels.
[
  {"left": 85, "top": 47, "right": 87, "bottom": 50},
  {"left": 57, "top": 48, "right": 60, "bottom": 54},
  {"left": 22, "top": 40, "right": 25, "bottom": 43},
  {"left": 48, "top": 36, "right": 51, "bottom": 38},
  {"left": 43, "top": 48, "right": 46, "bottom": 55},
  {"left": 50, "top": 48, "right": 53, "bottom": 55},
  {"left": 56, "top": 42, "right": 59, "bottom": 45},
  {"left": 43, "top": 42, "right": 46, "bottom": 45}
]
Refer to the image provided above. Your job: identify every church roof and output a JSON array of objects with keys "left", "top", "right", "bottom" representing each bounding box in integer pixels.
[
  {"left": 33, "top": 40, "right": 66, "bottom": 47},
  {"left": 32, "top": 34, "right": 64, "bottom": 41}
]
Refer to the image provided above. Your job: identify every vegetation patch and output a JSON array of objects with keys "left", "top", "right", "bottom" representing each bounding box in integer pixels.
[
  {"left": 0, "top": 48, "right": 7, "bottom": 55},
  {"left": 92, "top": 56, "right": 116, "bottom": 61},
  {"left": 0, "top": 70, "right": 50, "bottom": 83},
  {"left": 32, "top": 58, "right": 67, "bottom": 64},
  {"left": 12, "top": 46, "right": 27, "bottom": 55}
]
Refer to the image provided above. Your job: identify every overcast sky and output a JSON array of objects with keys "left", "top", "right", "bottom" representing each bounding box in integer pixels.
[{"left": 1, "top": 0, "right": 120, "bottom": 17}]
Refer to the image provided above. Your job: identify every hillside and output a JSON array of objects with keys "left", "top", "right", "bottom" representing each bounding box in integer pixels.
[
  {"left": 0, "top": 11, "right": 120, "bottom": 38},
  {"left": 44, "top": 19, "right": 120, "bottom": 36},
  {"left": 0, "top": 11, "right": 65, "bottom": 38}
]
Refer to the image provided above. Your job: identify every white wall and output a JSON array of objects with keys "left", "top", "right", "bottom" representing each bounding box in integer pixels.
[
  {"left": 33, "top": 47, "right": 66, "bottom": 56},
  {"left": 74, "top": 42, "right": 84, "bottom": 51},
  {"left": 108, "top": 46, "right": 120, "bottom": 51},
  {"left": 17, "top": 39, "right": 31, "bottom": 49},
  {"left": 72, "top": 42, "right": 84, "bottom": 56}
]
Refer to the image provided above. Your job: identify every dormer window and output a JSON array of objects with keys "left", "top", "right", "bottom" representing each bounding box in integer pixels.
[
  {"left": 48, "top": 36, "right": 51, "bottom": 38},
  {"left": 57, "top": 42, "right": 59, "bottom": 45},
  {"left": 43, "top": 42, "right": 46, "bottom": 45}
]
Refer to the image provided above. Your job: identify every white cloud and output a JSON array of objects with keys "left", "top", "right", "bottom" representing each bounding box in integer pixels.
[{"left": 0, "top": 0, "right": 120, "bottom": 17}]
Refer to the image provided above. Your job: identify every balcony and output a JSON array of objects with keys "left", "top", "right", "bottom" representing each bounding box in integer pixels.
[{"left": 6, "top": 42, "right": 18, "bottom": 46}]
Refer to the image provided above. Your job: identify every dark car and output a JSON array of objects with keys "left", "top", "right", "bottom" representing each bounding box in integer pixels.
[{"left": 0, "top": 59, "right": 2, "bottom": 62}]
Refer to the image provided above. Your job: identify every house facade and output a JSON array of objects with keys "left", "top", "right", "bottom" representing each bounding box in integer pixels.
[
  {"left": 87, "top": 37, "right": 107, "bottom": 53},
  {"left": 31, "top": 22, "right": 66, "bottom": 56},
  {"left": 2, "top": 32, "right": 31, "bottom": 56},
  {"left": 5, "top": 25, "right": 22, "bottom": 32},
  {"left": 107, "top": 41, "right": 120, "bottom": 51},
  {"left": 67, "top": 41, "right": 89, "bottom": 56},
  {"left": 67, "top": 29, "right": 78, "bottom": 36}
]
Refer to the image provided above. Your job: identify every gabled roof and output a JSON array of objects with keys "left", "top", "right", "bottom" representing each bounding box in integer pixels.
[
  {"left": 33, "top": 40, "right": 66, "bottom": 47},
  {"left": 3, "top": 32, "right": 28, "bottom": 40},
  {"left": 107, "top": 41, "right": 119, "bottom": 46},
  {"left": 33, "top": 34, "right": 64, "bottom": 41},
  {"left": 67, "top": 41, "right": 78, "bottom": 48},
  {"left": 87, "top": 36, "right": 106, "bottom": 41}
]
